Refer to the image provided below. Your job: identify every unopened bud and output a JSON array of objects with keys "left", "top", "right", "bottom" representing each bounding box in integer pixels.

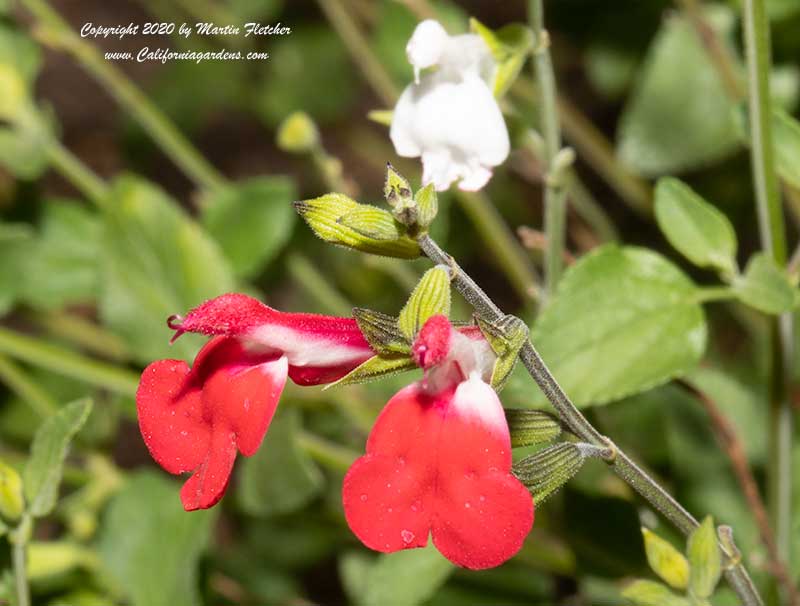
[
  {"left": 276, "top": 111, "right": 319, "bottom": 154},
  {"left": 0, "top": 459, "right": 24, "bottom": 522}
]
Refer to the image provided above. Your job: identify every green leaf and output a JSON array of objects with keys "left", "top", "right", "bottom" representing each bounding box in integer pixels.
[
  {"left": 398, "top": 266, "right": 451, "bottom": 340},
  {"left": 617, "top": 14, "right": 740, "bottom": 176},
  {"left": 512, "top": 442, "right": 584, "bottom": 504},
  {"left": 18, "top": 202, "right": 100, "bottom": 309},
  {"left": 622, "top": 579, "right": 690, "bottom": 606},
  {"left": 0, "top": 223, "right": 33, "bottom": 314},
  {"left": 772, "top": 108, "right": 800, "bottom": 189},
  {"left": 202, "top": 176, "right": 296, "bottom": 279},
  {"left": 641, "top": 528, "right": 690, "bottom": 590},
  {"left": 687, "top": 516, "right": 722, "bottom": 599},
  {"left": 470, "top": 19, "right": 533, "bottom": 98},
  {"left": 532, "top": 245, "right": 706, "bottom": 407},
  {"left": 654, "top": 178, "right": 737, "bottom": 275},
  {"left": 296, "top": 194, "right": 420, "bottom": 259},
  {"left": 99, "top": 175, "right": 236, "bottom": 364},
  {"left": 237, "top": 409, "right": 323, "bottom": 517},
  {"left": 504, "top": 409, "right": 561, "bottom": 448},
  {"left": 0, "top": 459, "right": 23, "bottom": 522},
  {"left": 344, "top": 544, "right": 454, "bottom": 606},
  {"left": 414, "top": 183, "right": 438, "bottom": 229},
  {"left": 734, "top": 253, "right": 797, "bottom": 314},
  {"left": 23, "top": 398, "right": 92, "bottom": 518},
  {"left": 99, "top": 471, "right": 216, "bottom": 606},
  {"left": 340, "top": 206, "right": 407, "bottom": 240}
]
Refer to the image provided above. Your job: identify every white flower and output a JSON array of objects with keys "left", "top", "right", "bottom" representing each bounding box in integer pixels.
[{"left": 390, "top": 20, "right": 510, "bottom": 192}]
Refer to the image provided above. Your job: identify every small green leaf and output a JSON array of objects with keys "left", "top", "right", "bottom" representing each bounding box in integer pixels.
[
  {"left": 326, "top": 354, "right": 417, "bottom": 389},
  {"left": 512, "top": 442, "right": 584, "bottom": 504},
  {"left": 202, "top": 176, "right": 296, "bottom": 279},
  {"left": 344, "top": 544, "right": 454, "bottom": 606},
  {"left": 27, "top": 541, "right": 96, "bottom": 581},
  {"left": 237, "top": 409, "right": 323, "bottom": 517},
  {"left": 654, "top": 178, "right": 737, "bottom": 275},
  {"left": 532, "top": 245, "right": 706, "bottom": 407},
  {"left": 616, "top": 14, "right": 739, "bottom": 176},
  {"left": 24, "top": 398, "right": 92, "bottom": 518},
  {"left": 772, "top": 108, "right": 800, "bottom": 189},
  {"left": 642, "top": 528, "right": 690, "bottom": 590},
  {"left": 734, "top": 253, "right": 797, "bottom": 314},
  {"left": 340, "top": 206, "right": 406, "bottom": 240},
  {"left": 622, "top": 579, "right": 690, "bottom": 606},
  {"left": 470, "top": 19, "right": 533, "bottom": 98},
  {"left": 504, "top": 409, "right": 561, "bottom": 447},
  {"left": 99, "top": 175, "right": 236, "bottom": 364},
  {"left": 353, "top": 308, "right": 410, "bottom": 355},
  {"left": 295, "top": 194, "right": 420, "bottom": 259},
  {"left": 0, "top": 460, "right": 23, "bottom": 522},
  {"left": 476, "top": 315, "right": 529, "bottom": 391},
  {"left": 687, "top": 516, "right": 722, "bottom": 599},
  {"left": 99, "top": 471, "right": 216, "bottom": 606},
  {"left": 398, "top": 265, "right": 451, "bottom": 340},
  {"left": 414, "top": 183, "right": 438, "bottom": 229}
]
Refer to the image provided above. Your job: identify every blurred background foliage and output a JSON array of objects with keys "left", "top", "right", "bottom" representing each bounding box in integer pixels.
[{"left": 0, "top": 0, "right": 799, "bottom": 604}]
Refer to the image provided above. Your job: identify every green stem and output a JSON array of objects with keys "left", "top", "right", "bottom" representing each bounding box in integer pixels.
[
  {"left": 742, "top": 0, "right": 793, "bottom": 581},
  {"left": 43, "top": 137, "right": 109, "bottom": 207},
  {"left": 11, "top": 514, "right": 32, "bottom": 606},
  {"left": 418, "top": 233, "right": 763, "bottom": 606},
  {"left": 0, "top": 354, "right": 57, "bottom": 417},
  {"left": 23, "top": 0, "right": 227, "bottom": 193},
  {"left": 315, "top": 0, "right": 399, "bottom": 107},
  {"left": 529, "top": 0, "right": 567, "bottom": 297},
  {"left": 694, "top": 286, "right": 737, "bottom": 303},
  {"left": 0, "top": 327, "right": 139, "bottom": 397},
  {"left": 25, "top": 310, "right": 131, "bottom": 363}
]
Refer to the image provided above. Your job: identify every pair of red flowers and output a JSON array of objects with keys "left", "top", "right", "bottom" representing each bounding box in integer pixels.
[{"left": 136, "top": 293, "right": 534, "bottom": 570}]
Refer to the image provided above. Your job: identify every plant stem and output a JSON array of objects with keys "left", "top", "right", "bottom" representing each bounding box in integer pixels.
[
  {"left": 11, "top": 514, "right": 32, "bottom": 606},
  {"left": 23, "top": 0, "right": 227, "bottom": 193},
  {"left": 315, "top": 0, "right": 399, "bottom": 107},
  {"left": 529, "top": 0, "right": 567, "bottom": 297},
  {"left": 0, "top": 327, "right": 139, "bottom": 397},
  {"left": 296, "top": 430, "right": 359, "bottom": 472},
  {"left": 43, "top": 137, "right": 109, "bottom": 207},
  {"left": 0, "top": 354, "right": 57, "bottom": 417},
  {"left": 742, "top": 0, "right": 793, "bottom": 584},
  {"left": 418, "top": 233, "right": 763, "bottom": 606}
]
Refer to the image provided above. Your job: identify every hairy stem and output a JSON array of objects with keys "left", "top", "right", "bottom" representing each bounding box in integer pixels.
[
  {"left": 529, "top": 0, "right": 567, "bottom": 297},
  {"left": 418, "top": 233, "right": 763, "bottom": 606},
  {"left": 742, "top": 0, "right": 793, "bottom": 587}
]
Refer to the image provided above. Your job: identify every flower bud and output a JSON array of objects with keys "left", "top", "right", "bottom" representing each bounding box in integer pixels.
[
  {"left": 0, "top": 459, "right": 25, "bottom": 522},
  {"left": 0, "top": 64, "right": 28, "bottom": 122},
  {"left": 276, "top": 111, "right": 319, "bottom": 154}
]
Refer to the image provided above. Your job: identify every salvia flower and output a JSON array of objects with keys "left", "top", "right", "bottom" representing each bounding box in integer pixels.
[
  {"left": 136, "top": 293, "right": 373, "bottom": 511},
  {"left": 390, "top": 19, "right": 510, "bottom": 192},
  {"left": 342, "top": 315, "right": 534, "bottom": 569}
]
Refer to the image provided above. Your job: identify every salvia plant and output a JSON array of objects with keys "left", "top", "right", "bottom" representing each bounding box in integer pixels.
[{"left": 1, "top": 0, "right": 800, "bottom": 605}]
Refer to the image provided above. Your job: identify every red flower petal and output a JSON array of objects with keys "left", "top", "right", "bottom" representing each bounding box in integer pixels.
[
  {"left": 343, "top": 378, "right": 533, "bottom": 569},
  {"left": 136, "top": 337, "right": 289, "bottom": 511}
]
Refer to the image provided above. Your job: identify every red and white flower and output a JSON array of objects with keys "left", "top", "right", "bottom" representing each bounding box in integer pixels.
[
  {"left": 342, "top": 315, "right": 534, "bottom": 570},
  {"left": 136, "top": 293, "right": 373, "bottom": 511}
]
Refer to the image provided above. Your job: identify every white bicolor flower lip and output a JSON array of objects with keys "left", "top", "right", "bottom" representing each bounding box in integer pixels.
[{"left": 390, "top": 19, "right": 510, "bottom": 192}]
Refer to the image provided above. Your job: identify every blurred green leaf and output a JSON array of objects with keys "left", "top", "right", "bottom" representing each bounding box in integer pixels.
[
  {"left": 772, "top": 108, "right": 800, "bottom": 189},
  {"left": 0, "top": 122, "right": 50, "bottom": 179},
  {"left": 470, "top": 19, "right": 533, "bottom": 98},
  {"left": 734, "top": 253, "right": 797, "bottom": 314},
  {"left": 622, "top": 579, "right": 690, "bottom": 606},
  {"left": 654, "top": 178, "right": 737, "bottom": 275},
  {"left": 342, "top": 544, "right": 454, "bottom": 606},
  {"left": 256, "top": 26, "right": 356, "bottom": 126},
  {"left": 687, "top": 516, "right": 721, "bottom": 599},
  {"left": 99, "top": 471, "right": 216, "bottom": 606},
  {"left": 237, "top": 409, "right": 323, "bottom": 517},
  {"left": 99, "top": 175, "right": 235, "bottom": 364},
  {"left": 0, "top": 459, "right": 23, "bottom": 522},
  {"left": 532, "top": 246, "right": 706, "bottom": 407},
  {"left": 18, "top": 202, "right": 100, "bottom": 310},
  {"left": 766, "top": 0, "right": 800, "bottom": 20},
  {"left": 641, "top": 528, "right": 689, "bottom": 590},
  {"left": 0, "top": 24, "right": 41, "bottom": 82},
  {"left": 202, "top": 176, "right": 297, "bottom": 279},
  {"left": 0, "top": 223, "right": 33, "bottom": 315},
  {"left": 617, "top": 14, "right": 739, "bottom": 176},
  {"left": 585, "top": 44, "right": 638, "bottom": 100},
  {"left": 24, "top": 398, "right": 92, "bottom": 518}
]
